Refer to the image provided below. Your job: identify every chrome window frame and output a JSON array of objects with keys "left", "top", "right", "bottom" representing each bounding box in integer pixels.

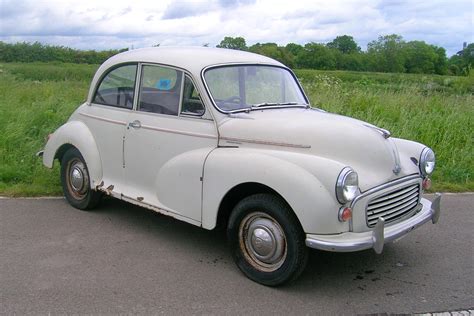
[
  {"left": 201, "top": 63, "right": 310, "bottom": 114},
  {"left": 92, "top": 62, "right": 139, "bottom": 110}
]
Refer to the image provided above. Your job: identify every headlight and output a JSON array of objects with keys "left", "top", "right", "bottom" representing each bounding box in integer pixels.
[
  {"left": 336, "top": 167, "right": 359, "bottom": 204},
  {"left": 420, "top": 147, "right": 435, "bottom": 176}
]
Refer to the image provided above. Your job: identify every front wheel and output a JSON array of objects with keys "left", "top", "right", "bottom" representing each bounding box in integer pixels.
[
  {"left": 60, "top": 147, "right": 101, "bottom": 210},
  {"left": 227, "top": 194, "right": 308, "bottom": 286}
]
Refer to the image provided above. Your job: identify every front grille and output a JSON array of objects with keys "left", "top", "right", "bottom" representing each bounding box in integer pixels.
[{"left": 366, "top": 183, "right": 420, "bottom": 227}]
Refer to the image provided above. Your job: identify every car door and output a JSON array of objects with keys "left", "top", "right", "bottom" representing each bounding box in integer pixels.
[
  {"left": 123, "top": 63, "right": 218, "bottom": 224},
  {"left": 81, "top": 63, "right": 137, "bottom": 193}
]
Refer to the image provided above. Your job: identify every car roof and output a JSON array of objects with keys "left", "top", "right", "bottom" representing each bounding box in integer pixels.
[
  {"left": 88, "top": 46, "right": 286, "bottom": 103},
  {"left": 100, "top": 46, "right": 284, "bottom": 73}
]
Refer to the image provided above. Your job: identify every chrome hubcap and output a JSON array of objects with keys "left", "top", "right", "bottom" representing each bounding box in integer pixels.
[
  {"left": 70, "top": 167, "right": 84, "bottom": 192},
  {"left": 239, "top": 212, "right": 287, "bottom": 272},
  {"left": 67, "top": 159, "right": 89, "bottom": 198}
]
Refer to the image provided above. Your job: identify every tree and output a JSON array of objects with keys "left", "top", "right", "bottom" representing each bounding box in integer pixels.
[
  {"left": 216, "top": 36, "right": 247, "bottom": 50},
  {"left": 404, "top": 41, "right": 438, "bottom": 74},
  {"left": 327, "top": 35, "right": 360, "bottom": 54},
  {"left": 297, "top": 43, "right": 336, "bottom": 70},
  {"left": 367, "top": 34, "right": 406, "bottom": 73},
  {"left": 285, "top": 43, "right": 304, "bottom": 56},
  {"left": 434, "top": 47, "right": 448, "bottom": 75},
  {"left": 0, "top": 41, "right": 127, "bottom": 64},
  {"left": 333, "top": 51, "right": 367, "bottom": 71},
  {"left": 449, "top": 43, "right": 474, "bottom": 75},
  {"left": 248, "top": 42, "right": 295, "bottom": 67}
]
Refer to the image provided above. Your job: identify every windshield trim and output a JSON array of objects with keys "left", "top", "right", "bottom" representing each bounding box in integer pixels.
[{"left": 201, "top": 63, "right": 310, "bottom": 115}]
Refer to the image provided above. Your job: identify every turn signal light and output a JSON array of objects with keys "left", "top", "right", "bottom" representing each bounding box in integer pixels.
[
  {"left": 338, "top": 207, "right": 352, "bottom": 222},
  {"left": 422, "top": 178, "right": 432, "bottom": 190}
]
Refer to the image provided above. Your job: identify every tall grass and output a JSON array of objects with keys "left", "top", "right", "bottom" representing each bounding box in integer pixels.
[
  {"left": 0, "top": 63, "right": 98, "bottom": 195},
  {"left": 0, "top": 63, "right": 472, "bottom": 196}
]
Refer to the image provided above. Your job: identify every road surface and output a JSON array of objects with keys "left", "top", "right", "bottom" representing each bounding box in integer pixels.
[{"left": 1, "top": 194, "right": 473, "bottom": 314}]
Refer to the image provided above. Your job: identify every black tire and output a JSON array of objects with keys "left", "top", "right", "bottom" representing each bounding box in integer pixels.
[
  {"left": 227, "top": 193, "right": 308, "bottom": 286},
  {"left": 60, "top": 147, "right": 101, "bottom": 210}
]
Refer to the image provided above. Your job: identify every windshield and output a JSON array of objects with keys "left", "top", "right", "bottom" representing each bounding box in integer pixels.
[{"left": 204, "top": 65, "right": 308, "bottom": 112}]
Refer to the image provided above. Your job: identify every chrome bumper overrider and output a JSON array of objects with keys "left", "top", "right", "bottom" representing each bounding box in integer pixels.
[{"left": 305, "top": 193, "right": 441, "bottom": 254}]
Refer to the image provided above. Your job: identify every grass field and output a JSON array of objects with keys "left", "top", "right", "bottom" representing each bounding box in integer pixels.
[{"left": 0, "top": 62, "right": 472, "bottom": 196}]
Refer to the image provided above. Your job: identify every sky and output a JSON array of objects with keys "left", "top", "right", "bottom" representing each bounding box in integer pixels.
[{"left": 0, "top": 0, "right": 472, "bottom": 56}]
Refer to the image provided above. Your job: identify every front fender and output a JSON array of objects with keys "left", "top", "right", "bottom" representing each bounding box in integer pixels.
[
  {"left": 202, "top": 148, "right": 349, "bottom": 234},
  {"left": 392, "top": 138, "right": 426, "bottom": 176},
  {"left": 43, "top": 120, "right": 102, "bottom": 186}
]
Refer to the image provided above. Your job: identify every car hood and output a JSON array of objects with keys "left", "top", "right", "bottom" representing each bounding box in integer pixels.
[{"left": 217, "top": 108, "right": 418, "bottom": 190}]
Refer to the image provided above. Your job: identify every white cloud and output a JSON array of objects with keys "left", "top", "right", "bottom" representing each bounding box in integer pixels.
[{"left": 0, "top": 0, "right": 471, "bottom": 55}]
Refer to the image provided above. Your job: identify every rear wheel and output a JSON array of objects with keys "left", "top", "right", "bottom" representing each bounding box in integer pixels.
[
  {"left": 227, "top": 194, "right": 308, "bottom": 286},
  {"left": 60, "top": 148, "right": 101, "bottom": 210}
]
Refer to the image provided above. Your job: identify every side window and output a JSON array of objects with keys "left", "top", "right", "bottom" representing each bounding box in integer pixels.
[
  {"left": 139, "top": 65, "right": 182, "bottom": 116},
  {"left": 93, "top": 64, "right": 137, "bottom": 108},
  {"left": 181, "top": 76, "right": 205, "bottom": 116}
]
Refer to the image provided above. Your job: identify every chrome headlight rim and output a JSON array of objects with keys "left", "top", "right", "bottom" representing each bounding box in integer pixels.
[
  {"left": 336, "top": 167, "right": 359, "bottom": 204},
  {"left": 419, "top": 147, "right": 435, "bottom": 176}
]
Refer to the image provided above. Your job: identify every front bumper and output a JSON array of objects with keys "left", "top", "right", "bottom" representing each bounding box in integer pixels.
[{"left": 305, "top": 193, "right": 441, "bottom": 254}]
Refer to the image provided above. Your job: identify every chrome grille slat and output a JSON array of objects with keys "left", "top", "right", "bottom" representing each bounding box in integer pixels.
[
  {"left": 380, "top": 201, "right": 418, "bottom": 221},
  {"left": 369, "top": 184, "right": 418, "bottom": 204},
  {"left": 367, "top": 191, "right": 419, "bottom": 214},
  {"left": 368, "top": 204, "right": 417, "bottom": 226},
  {"left": 367, "top": 200, "right": 418, "bottom": 225},
  {"left": 366, "top": 182, "right": 420, "bottom": 227}
]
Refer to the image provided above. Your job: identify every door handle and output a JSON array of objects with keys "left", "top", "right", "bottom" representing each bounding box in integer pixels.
[{"left": 128, "top": 120, "right": 141, "bottom": 129}]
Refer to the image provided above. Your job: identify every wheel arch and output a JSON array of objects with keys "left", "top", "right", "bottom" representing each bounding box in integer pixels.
[
  {"left": 54, "top": 143, "right": 75, "bottom": 162},
  {"left": 215, "top": 182, "right": 304, "bottom": 232},
  {"left": 43, "top": 120, "right": 103, "bottom": 187}
]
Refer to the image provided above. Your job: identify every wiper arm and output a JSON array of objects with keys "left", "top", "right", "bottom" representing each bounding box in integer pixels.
[
  {"left": 228, "top": 102, "right": 308, "bottom": 114},
  {"left": 251, "top": 102, "right": 299, "bottom": 108}
]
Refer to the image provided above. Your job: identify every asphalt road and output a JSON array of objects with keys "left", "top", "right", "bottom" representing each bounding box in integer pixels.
[{"left": 1, "top": 194, "right": 473, "bottom": 315}]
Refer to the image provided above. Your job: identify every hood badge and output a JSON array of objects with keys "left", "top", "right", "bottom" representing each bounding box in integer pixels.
[{"left": 364, "top": 124, "right": 391, "bottom": 139}]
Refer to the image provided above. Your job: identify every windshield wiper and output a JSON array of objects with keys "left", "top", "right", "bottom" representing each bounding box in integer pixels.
[
  {"left": 228, "top": 102, "right": 308, "bottom": 114},
  {"left": 251, "top": 102, "right": 299, "bottom": 108}
]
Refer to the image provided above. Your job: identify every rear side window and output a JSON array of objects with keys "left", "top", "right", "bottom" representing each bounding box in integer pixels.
[
  {"left": 93, "top": 64, "right": 137, "bottom": 108},
  {"left": 138, "top": 65, "right": 183, "bottom": 116}
]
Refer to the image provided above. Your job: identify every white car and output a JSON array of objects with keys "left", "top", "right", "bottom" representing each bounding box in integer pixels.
[{"left": 40, "top": 47, "right": 441, "bottom": 286}]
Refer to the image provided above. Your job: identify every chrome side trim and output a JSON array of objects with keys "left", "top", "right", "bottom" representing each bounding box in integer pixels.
[
  {"left": 80, "top": 112, "right": 127, "bottom": 126},
  {"left": 305, "top": 195, "right": 441, "bottom": 253},
  {"left": 220, "top": 136, "right": 311, "bottom": 149},
  {"left": 140, "top": 124, "right": 217, "bottom": 139}
]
